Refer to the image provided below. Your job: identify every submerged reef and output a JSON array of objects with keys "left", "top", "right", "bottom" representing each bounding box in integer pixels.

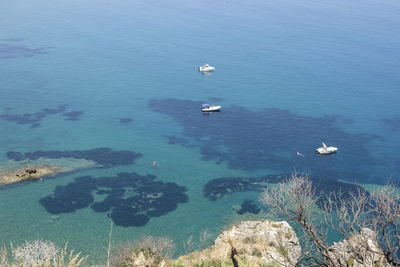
[
  {"left": 40, "top": 172, "right": 188, "bottom": 227},
  {"left": 0, "top": 165, "right": 60, "bottom": 186},
  {"left": 0, "top": 157, "right": 99, "bottom": 187},
  {"left": 0, "top": 104, "right": 68, "bottom": 128},
  {"left": 119, "top": 118, "right": 133, "bottom": 124},
  {"left": 236, "top": 199, "right": 261, "bottom": 215},
  {"left": 204, "top": 175, "right": 285, "bottom": 201},
  {"left": 204, "top": 175, "right": 366, "bottom": 209},
  {"left": 6, "top": 147, "right": 142, "bottom": 167},
  {"left": 382, "top": 117, "right": 400, "bottom": 131},
  {"left": 30, "top": 122, "right": 41, "bottom": 128},
  {"left": 149, "top": 98, "right": 381, "bottom": 181},
  {"left": 62, "top": 111, "right": 83, "bottom": 121},
  {"left": 165, "top": 136, "right": 194, "bottom": 147},
  {"left": 0, "top": 38, "right": 51, "bottom": 59}
]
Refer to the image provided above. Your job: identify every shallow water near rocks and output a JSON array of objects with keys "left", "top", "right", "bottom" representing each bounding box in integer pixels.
[{"left": 1, "top": 0, "right": 400, "bottom": 264}]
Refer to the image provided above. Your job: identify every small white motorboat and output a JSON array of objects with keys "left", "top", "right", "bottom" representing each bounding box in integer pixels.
[
  {"left": 198, "top": 64, "right": 215, "bottom": 72},
  {"left": 201, "top": 103, "right": 221, "bottom": 112},
  {"left": 316, "top": 143, "right": 338, "bottom": 155}
]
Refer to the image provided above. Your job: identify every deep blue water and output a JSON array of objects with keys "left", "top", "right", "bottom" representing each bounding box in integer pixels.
[{"left": 1, "top": 0, "right": 400, "bottom": 263}]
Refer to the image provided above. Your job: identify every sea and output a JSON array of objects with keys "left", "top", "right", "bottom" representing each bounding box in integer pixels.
[{"left": 1, "top": 0, "right": 400, "bottom": 264}]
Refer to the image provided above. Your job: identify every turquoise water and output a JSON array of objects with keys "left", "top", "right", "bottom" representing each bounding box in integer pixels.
[{"left": 1, "top": 0, "right": 400, "bottom": 264}]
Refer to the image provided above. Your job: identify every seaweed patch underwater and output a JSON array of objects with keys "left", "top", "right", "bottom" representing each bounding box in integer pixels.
[{"left": 40, "top": 172, "right": 188, "bottom": 227}]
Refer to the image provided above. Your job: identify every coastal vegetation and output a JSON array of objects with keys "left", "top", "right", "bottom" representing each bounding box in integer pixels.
[
  {"left": 1, "top": 171, "right": 399, "bottom": 266},
  {"left": 261, "top": 173, "right": 400, "bottom": 266},
  {"left": 0, "top": 240, "right": 86, "bottom": 267},
  {"left": 1, "top": 166, "right": 398, "bottom": 266},
  {"left": 110, "top": 236, "right": 175, "bottom": 267}
]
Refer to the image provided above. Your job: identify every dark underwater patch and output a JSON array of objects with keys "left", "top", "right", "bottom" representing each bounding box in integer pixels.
[
  {"left": 340, "top": 117, "right": 354, "bottom": 125},
  {"left": 0, "top": 39, "right": 51, "bottom": 59},
  {"left": 63, "top": 111, "right": 83, "bottom": 121},
  {"left": 0, "top": 104, "right": 68, "bottom": 125},
  {"left": 204, "top": 174, "right": 286, "bottom": 201},
  {"left": 0, "top": 38, "right": 24, "bottom": 42},
  {"left": 382, "top": 117, "right": 400, "bottom": 132},
  {"left": 119, "top": 118, "right": 133, "bottom": 124},
  {"left": 236, "top": 199, "right": 261, "bottom": 215},
  {"left": 30, "top": 122, "right": 41, "bottom": 128},
  {"left": 204, "top": 175, "right": 366, "bottom": 209},
  {"left": 148, "top": 98, "right": 381, "bottom": 180},
  {"left": 165, "top": 136, "right": 194, "bottom": 147},
  {"left": 6, "top": 147, "right": 142, "bottom": 167},
  {"left": 39, "top": 172, "right": 188, "bottom": 227}
]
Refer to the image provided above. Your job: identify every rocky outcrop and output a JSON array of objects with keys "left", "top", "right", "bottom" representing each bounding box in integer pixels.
[
  {"left": 328, "top": 228, "right": 390, "bottom": 267},
  {"left": 0, "top": 157, "right": 98, "bottom": 186},
  {"left": 174, "top": 220, "right": 301, "bottom": 267},
  {"left": 0, "top": 165, "right": 60, "bottom": 185}
]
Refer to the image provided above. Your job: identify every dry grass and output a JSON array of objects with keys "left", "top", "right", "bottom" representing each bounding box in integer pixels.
[
  {"left": 13, "top": 240, "right": 58, "bottom": 265},
  {"left": 0, "top": 240, "right": 86, "bottom": 267},
  {"left": 111, "top": 236, "right": 175, "bottom": 267}
]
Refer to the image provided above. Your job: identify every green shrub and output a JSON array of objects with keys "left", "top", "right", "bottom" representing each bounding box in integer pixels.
[
  {"left": 284, "top": 231, "right": 292, "bottom": 239},
  {"left": 243, "top": 235, "right": 258, "bottom": 244},
  {"left": 277, "top": 246, "right": 288, "bottom": 257},
  {"left": 111, "top": 236, "right": 175, "bottom": 267},
  {"left": 251, "top": 248, "right": 262, "bottom": 257},
  {"left": 193, "top": 259, "right": 223, "bottom": 267},
  {"left": 238, "top": 248, "right": 247, "bottom": 254},
  {"left": 346, "top": 257, "right": 354, "bottom": 266}
]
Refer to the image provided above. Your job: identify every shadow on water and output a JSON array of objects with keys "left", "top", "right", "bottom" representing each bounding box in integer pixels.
[
  {"left": 149, "top": 98, "right": 383, "bottom": 183},
  {"left": 6, "top": 148, "right": 142, "bottom": 167},
  {"left": 39, "top": 172, "right": 188, "bottom": 227}
]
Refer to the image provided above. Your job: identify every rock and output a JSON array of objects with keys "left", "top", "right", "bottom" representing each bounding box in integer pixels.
[
  {"left": 174, "top": 220, "right": 301, "bottom": 267},
  {"left": 328, "top": 228, "right": 390, "bottom": 267},
  {"left": 0, "top": 165, "right": 61, "bottom": 186}
]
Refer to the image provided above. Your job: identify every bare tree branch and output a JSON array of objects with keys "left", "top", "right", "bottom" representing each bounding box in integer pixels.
[{"left": 261, "top": 173, "right": 400, "bottom": 267}]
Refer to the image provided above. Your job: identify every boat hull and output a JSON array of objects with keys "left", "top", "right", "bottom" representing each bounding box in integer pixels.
[
  {"left": 198, "top": 66, "right": 215, "bottom": 72},
  {"left": 315, "top": 148, "right": 338, "bottom": 155},
  {"left": 201, "top": 105, "right": 221, "bottom": 112}
]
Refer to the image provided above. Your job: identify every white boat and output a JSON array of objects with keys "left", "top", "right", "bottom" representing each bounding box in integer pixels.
[
  {"left": 198, "top": 64, "right": 215, "bottom": 72},
  {"left": 316, "top": 143, "right": 338, "bottom": 155},
  {"left": 201, "top": 104, "right": 221, "bottom": 112}
]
